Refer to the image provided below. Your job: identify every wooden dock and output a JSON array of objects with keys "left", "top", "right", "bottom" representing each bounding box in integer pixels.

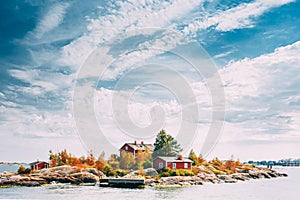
[{"left": 100, "top": 178, "right": 145, "bottom": 188}]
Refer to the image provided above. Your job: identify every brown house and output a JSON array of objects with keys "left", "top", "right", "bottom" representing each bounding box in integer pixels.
[
  {"left": 120, "top": 141, "right": 154, "bottom": 156},
  {"left": 29, "top": 161, "right": 49, "bottom": 171},
  {"left": 153, "top": 155, "right": 192, "bottom": 170}
]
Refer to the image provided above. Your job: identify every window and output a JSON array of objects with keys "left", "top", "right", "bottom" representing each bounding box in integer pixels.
[
  {"left": 125, "top": 146, "right": 128, "bottom": 151},
  {"left": 184, "top": 163, "right": 188, "bottom": 169},
  {"left": 172, "top": 163, "right": 176, "bottom": 169},
  {"left": 159, "top": 162, "right": 163, "bottom": 169}
]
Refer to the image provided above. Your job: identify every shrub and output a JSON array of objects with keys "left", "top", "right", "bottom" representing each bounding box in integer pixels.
[
  {"left": 222, "top": 169, "right": 233, "bottom": 175},
  {"left": 179, "top": 170, "right": 186, "bottom": 176},
  {"left": 115, "top": 169, "right": 129, "bottom": 177},
  {"left": 17, "top": 165, "right": 31, "bottom": 174},
  {"left": 169, "top": 169, "right": 180, "bottom": 176},
  {"left": 142, "top": 160, "right": 152, "bottom": 169},
  {"left": 208, "top": 166, "right": 223, "bottom": 175},
  {"left": 182, "top": 169, "right": 194, "bottom": 176},
  {"left": 160, "top": 172, "right": 170, "bottom": 177},
  {"left": 103, "top": 165, "right": 116, "bottom": 177}
]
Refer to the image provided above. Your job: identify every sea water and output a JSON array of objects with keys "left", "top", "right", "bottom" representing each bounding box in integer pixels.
[{"left": 1, "top": 167, "right": 299, "bottom": 200}]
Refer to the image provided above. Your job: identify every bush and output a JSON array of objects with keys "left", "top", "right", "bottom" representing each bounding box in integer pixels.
[
  {"left": 181, "top": 169, "right": 194, "bottom": 176},
  {"left": 103, "top": 165, "right": 116, "bottom": 177},
  {"left": 158, "top": 168, "right": 194, "bottom": 177},
  {"left": 115, "top": 169, "right": 129, "bottom": 177},
  {"left": 169, "top": 169, "right": 180, "bottom": 176},
  {"left": 160, "top": 171, "right": 170, "bottom": 177},
  {"left": 142, "top": 160, "right": 152, "bottom": 169},
  {"left": 208, "top": 166, "right": 223, "bottom": 175},
  {"left": 222, "top": 169, "right": 233, "bottom": 175},
  {"left": 17, "top": 165, "right": 31, "bottom": 174}
]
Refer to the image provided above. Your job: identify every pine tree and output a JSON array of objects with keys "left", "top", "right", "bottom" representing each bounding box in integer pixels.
[{"left": 153, "top": 129, "right": 182, "bottom": 158}]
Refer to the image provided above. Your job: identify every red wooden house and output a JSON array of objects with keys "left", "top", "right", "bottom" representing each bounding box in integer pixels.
[
  {"left": 29, "top": 160, "right": 49, "bottom": 170},
  {"left": 120, "top": 141, "right": 154, "bottom": 157},
  {"left": 153, "top": 155, "right": 192, "bottom": 170}
]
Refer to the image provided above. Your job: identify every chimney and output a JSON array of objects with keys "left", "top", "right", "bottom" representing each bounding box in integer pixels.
[
  {"left": 134, "top": 140, "right": 137, "bottom": 145},
  {"left": 141, "top": 141, "right": 144, "bottom": 145},
  {"left": 177, "top": 155, "right": 183, "bottom": 160}
]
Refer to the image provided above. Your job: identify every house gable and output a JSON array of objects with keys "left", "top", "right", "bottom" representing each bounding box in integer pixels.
[{"left": 120, "top": 144, "right": 135, "bottom": 154}]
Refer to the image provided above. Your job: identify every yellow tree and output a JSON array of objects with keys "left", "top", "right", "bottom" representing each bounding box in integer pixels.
[
  {"left": 95, "top": 151, "right": 107, "bottom": 171},
  {"left": 188, "top": 149, "right": 198, "bottom": 166},
  {"left": 198, "top": 154, "right": 206, "bottom": 165},
  {"left": 120, "top": 151, "right": 136, "bottom": 169}
]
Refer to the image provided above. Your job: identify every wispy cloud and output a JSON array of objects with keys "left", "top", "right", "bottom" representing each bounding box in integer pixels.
[
  {"left": 30, "top": 2, "right": 70, "bottom": 39},
  {"left": 183, "top": 0, "right": 295, "bottom": 34},
  {"left": 59, "top": 0, "right": 203, "bottom": 69}
]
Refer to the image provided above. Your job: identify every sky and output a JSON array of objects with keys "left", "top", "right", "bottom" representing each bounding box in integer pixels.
[{"left": 1, "top": 0, "right": 300, "bottom": 162}]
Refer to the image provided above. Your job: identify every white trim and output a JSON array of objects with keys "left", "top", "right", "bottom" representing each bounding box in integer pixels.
[
  {"left": 184, "top": 162, "right": 188, "bottom": 169},
  {"left": 172, "top": 163, "right": 176, "bottom": 169}
]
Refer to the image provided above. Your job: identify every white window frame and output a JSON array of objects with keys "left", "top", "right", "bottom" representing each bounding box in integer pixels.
[
  {"left": 184, "top": 163, "right": 188, "bottom": 169},
  {"left": 125, "top": 146, "right": 128, "bottom": 151},
  {"left": 172, "top": 163, "right": 176, "bottom": 169},
  {"left": 159, "top": 162, "right": 163, "bottom": 169}
]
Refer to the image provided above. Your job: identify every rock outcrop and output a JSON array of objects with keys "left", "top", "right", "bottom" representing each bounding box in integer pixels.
[
  {"left": 144, "top": 167, "right": 288, "bottom": 187},
  {"left": 0, "top": 165, "right": 106, "bottom": 187}
]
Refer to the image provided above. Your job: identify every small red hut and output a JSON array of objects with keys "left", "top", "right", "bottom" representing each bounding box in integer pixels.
[
  {"left": 29, "top": 160, "right": 49, "bottom": 170},
  {"left": 153, "top": 155, "right": 192, "bottom": 170}
]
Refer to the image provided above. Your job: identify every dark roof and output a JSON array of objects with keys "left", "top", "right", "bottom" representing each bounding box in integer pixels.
[
  {"left": 122, "top": 143, "right": 154, "bottom": 152},
  {"left": 29, "top": 161, "right": 48, "bottom": 165},
  {"left": 155, "top": 156, "right": 193, "bottom": 163}
]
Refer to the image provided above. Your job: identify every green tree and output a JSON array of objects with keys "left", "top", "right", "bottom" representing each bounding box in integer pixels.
[
  {"left": 188, "top": 149, "right": 198, "bottom": 166},
  {"left": 153, "top": 129, "right": 182, "bottom": 158}
]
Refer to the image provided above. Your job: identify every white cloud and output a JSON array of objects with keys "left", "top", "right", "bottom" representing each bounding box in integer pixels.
[
  {"left": 221, "top": 41, "right": 300, "bottom": 99},
  {"left": 59, "top": 0, "right": 203, "bottom": 69},
  {"left": 9, "top": 69, "right": 74, "bottom": 94},
  {"left": 31, "top": 2, "right": 70, "bottom": 39},
  {"left": 0, "top": 92, "right": 5, "bottom": 98},
  {"left": 0, "top": 104, "right": 75, "bottom": 139},
  {"left": 219, "top": 41, "right": 300, "bottom": 145},
  {"left": 183, "top": 0, "right": 295, "bottom": 34}
]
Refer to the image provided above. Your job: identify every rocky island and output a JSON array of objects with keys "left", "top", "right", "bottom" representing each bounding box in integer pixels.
[{"left": 0, "top": 164, "right": 287, "bottom": 188}]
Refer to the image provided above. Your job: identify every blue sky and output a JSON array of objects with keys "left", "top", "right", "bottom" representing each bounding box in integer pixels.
[{"left": 1, "top": 0, "right": 300, "bottom": 162}]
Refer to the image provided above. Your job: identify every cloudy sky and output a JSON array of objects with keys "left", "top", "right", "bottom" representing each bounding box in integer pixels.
[{"left": 1, "top": 0, "right": 300, "bottom": 162}]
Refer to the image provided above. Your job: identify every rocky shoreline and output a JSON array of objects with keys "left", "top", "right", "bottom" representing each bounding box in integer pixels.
[
  {"left": 0, "top": 165, "right": 106, "bottom": 187},
  {"left": 0, "top": 165, "right": 288, "bottom": 188},
  {"left": 145, "top": 167, "right": 288, "bottom": 187}
]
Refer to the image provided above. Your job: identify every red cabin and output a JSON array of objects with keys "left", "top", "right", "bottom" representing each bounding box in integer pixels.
[
  {"left": 153, "top": 155, "right": 192, "bottom": 170},
  {"left": 29, "top": 161, "right": 49, "bottom": 171},
  {"left": 120, "top": 141, "right": 154, "bottom": 157}
]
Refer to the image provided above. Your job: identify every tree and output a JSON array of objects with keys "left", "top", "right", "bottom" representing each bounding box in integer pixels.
[
  {"left": 108, "top": 154, "right": 120, "bottom": 169},
  {"left": 153, "top": 129, "right": 182, "bottom": 158},
  {"left": 58, "top": 149, "right": 70, "bottom": 165},
  {"left": 119, "top": 151, "right": 136, "bottom": 170},
  {"left": 49, "top": 150, "right": 57, "bottom": 167},
  {"left": 95, "top": 151, "right": 107, "bottom": 171},
  {"left": 85, "top": 151, "right": 96, "bottom": 166},
  {"left": 188, "top": 149, "right": 198, "bottom": 166},
  {"left": 198, "top": 154, "right": 206, "bottom": 165},
  {"left": 18, "top": 165, "right": 31, "bottom": 174}
]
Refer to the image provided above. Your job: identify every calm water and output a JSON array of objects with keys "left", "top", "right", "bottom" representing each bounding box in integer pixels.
[{"left": 1, "top": 167, "right": 299, "bottom": 200}]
